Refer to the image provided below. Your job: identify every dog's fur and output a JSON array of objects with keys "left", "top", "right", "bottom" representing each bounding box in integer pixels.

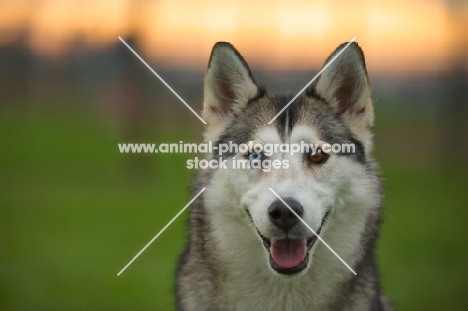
[{"left": 176, "top": 42, "right": 391, "bottom": 311}]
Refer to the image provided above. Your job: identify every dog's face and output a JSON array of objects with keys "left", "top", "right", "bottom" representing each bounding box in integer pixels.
[{"left": 202, "top": 42, "right": 376, "bottom": 276}]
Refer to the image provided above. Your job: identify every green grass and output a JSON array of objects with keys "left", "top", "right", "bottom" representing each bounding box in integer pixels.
[
  {"left": 1, "top": 110, "right": 467, "bottom": 310},
  {"left": 378, "top": 165, "right": 468, "bottom": 310},
  {"left": 0, "top": 112, "right": 194, "bottom": 310}
]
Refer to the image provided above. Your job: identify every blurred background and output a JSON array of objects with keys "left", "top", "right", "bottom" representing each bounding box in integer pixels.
[{"left": 0, "top": 0, "right": 467, "bottom": 310}]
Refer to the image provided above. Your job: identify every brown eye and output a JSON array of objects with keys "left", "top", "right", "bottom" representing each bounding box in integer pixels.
[{"left": 308, "top": 148, "right": 328, "bottom": 164}]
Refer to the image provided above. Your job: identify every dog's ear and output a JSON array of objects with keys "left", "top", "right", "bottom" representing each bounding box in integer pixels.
[
  {"left": 203, "top": 42, "right": 259, "bottom": 140},
  {"left": 307, "top": 42, "right": 374, "bottom": 148}
]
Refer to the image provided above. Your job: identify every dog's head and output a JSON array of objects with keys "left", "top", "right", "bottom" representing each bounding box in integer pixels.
[{"left": 202, "top": 42, "right": 377, "bottom": 276}]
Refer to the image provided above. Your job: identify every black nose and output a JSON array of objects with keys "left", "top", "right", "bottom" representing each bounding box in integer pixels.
[{"left": 268, "top": 198, "right": 304, "bottom": 230}]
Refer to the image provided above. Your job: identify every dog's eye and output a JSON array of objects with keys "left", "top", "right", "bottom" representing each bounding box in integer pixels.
[
  {"left": 248, "top": 151, "right": 263, "bottom": 163},
  {"left": 308, "top": 148, "right": 328, "bottom": 164}
]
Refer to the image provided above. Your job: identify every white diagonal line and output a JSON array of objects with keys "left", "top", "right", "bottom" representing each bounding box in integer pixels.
[
  {"left": 117, "top": 188, "right": 206, "bottom": 276},
  {"left": 118, "top": 36, "right": 207, "bottom": 125},
  {"left": 268, "top": 37, "right": 356, "bottom": 125},
  {"left": 268, "top": 188, "right": 357, "bottom": 275}
]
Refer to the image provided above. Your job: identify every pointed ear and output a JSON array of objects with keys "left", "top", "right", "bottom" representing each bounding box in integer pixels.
[
  {"left": 307, "top": 42, "right": 374, "bottom": 149},
  {"left": 203, "top": 42, "right": 259, "bottom": 140}
]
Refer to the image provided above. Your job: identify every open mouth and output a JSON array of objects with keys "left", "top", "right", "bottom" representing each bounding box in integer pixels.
[{"left": 252, "top": 212, "right": 330, "bottom": 275}]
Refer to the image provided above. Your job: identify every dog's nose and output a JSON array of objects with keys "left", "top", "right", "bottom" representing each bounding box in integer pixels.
[{"left": 268, "top": 198, "right": 304, "bottom": 230}]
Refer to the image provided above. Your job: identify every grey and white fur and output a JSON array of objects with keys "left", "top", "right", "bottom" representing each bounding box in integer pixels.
[{"left": 176, "top": 41, "right": 392, "bottom": 311}]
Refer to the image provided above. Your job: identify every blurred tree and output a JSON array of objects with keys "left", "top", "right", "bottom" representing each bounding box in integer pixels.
[
  {"left": 0, "top": 29, "right": 32, "bottom": 106},
  {"left": 438, "top": 0, "right": 468, "bottom": 164}
]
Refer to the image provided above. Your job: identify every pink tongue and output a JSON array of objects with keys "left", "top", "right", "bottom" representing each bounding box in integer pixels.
[{"left": 271, "top": 238, "right": 306, "bottom": 269}]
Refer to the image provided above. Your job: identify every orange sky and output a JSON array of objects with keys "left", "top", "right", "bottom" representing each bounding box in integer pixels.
[{"left": 0, "top": 0, "right": 467, "bottom": 74}]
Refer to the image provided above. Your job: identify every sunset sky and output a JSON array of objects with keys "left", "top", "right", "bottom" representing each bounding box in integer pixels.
[{"left": 0, "top": 0, "right": 466, "bottom": 74}]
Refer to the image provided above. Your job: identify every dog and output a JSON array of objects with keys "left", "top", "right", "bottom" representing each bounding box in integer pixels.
[{"left": 176, "top": 41, "right": 391, "bottom": 311}]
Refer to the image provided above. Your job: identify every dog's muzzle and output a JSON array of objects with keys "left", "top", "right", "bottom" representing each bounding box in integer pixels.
[{"left": 249, "top": 198, "right": 329, "bottom": 275}]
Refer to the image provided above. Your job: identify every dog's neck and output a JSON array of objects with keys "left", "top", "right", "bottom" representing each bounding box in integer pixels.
[{"left": 203, "top": 204, "right": 380, "bottom": 311}]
